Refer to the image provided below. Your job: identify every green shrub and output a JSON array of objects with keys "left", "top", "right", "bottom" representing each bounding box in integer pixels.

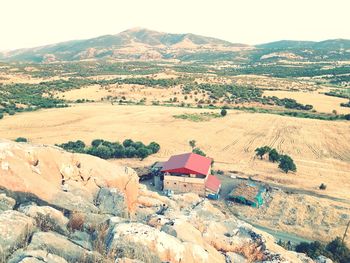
[
  {"left": 296, "top": 237, "right": 350, "bottom": 263},
  {"left": 136, "top": 147, "right": 151, "bottom": 160},
  {"left": 220, "top": 109, "right": 227, "bottom": 116},
  {"left": 15, "top": 137, "right": 28, "bottom": 143},
  {"left": 319, "top": 183, "right": 327, "bottom": 190},
  {"left": 91, "top": 139, "right": 104, "bottom": 147},
  {"left": 125, "top": 146, "right": 137, "bottom": 158},
  {"left": 87, "top": 145, "right": 113, "bottom": 159},
  {"left": 148, "top": 142, "right": 160, "bottom": 154},
  {"left": 123, "top": 139, "right": 134, "bottom": 148},
  {"left": 57, "top": 140, "right": 86, "bottom": 153}
]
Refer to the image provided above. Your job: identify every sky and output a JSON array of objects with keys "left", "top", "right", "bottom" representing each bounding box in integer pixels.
[{"left": 1, "top": 0, "right": 350, "bottom": 50}]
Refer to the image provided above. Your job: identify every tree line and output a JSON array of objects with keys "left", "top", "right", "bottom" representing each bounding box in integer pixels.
[
  {"left": 255, "top": 146, "right": 297, "bottom": 173},
  {"left": 56, "top": 139, "right": 160, "bottom": 160}
]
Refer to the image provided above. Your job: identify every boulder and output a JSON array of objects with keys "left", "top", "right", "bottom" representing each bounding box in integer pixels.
[
  {"left": 0, "top": 210, "right": 35, "bottom": 260},
  {"left": 95, "top": 187, "right": 128, "bottom": 217},
  {"left": 18, "top": 204, "right": 69, "bottom": 235},
  {"left": 0, "top": 192, "right": 16, "bottom": 212},
  {"left": 69, "top": 230, "right": 93, "bottom": 251},
  {"left": 7, "top": 249, "right": 68, "bottom": 263},
  {"left": 27, "top": 231, "right": 104, "bottom": 263}
]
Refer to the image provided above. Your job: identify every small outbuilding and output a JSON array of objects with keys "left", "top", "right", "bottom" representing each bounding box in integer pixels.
[{"left": 228, "top": 182, "right": 264, "bottom": 207}]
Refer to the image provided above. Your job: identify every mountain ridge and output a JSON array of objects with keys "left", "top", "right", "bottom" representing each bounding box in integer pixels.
[{"left": 1, "top": 28, "right": 350, "bottom": 62}]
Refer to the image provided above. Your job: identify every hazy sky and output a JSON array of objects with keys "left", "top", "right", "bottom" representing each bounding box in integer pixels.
[{"left": 1, "top": 0, "right": 350, "bottom": 50}]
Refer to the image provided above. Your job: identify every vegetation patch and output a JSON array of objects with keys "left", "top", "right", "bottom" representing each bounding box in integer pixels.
[
  {"left": 295, "top": 237, "right": 350, "bottom": 263},
  {"left": 173, "top": 112, "right": 221, "bottom": 122},
  {"left": 255, "top": 146, "right": 296, "bottom": 173}
]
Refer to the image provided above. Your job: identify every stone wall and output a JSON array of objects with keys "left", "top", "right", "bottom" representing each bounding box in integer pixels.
[{"left": 164, "top": 175, "right": 206, "bottom": 196}]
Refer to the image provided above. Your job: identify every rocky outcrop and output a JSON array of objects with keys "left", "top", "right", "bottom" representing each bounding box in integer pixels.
[
  {"left": 0, "top": 210, "right": 35, "bottom": 259},
  {"left": 0, "top": 139, "right": 139, "bottom": 213},
  {"left": 0, "top": 140, "right": 322, "bottom": 263}
]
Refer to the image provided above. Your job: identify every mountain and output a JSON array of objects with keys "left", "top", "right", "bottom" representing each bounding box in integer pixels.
[
  {"left": 0, "top": 28, "right": 251, "bottom": 62},
  {"left": 257, "top": 39, "right": 350, "bottom": 50}
]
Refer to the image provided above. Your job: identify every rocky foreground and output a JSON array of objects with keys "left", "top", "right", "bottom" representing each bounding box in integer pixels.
[{"left": 0, "top": 139, "right": 328, "bottom": 263}]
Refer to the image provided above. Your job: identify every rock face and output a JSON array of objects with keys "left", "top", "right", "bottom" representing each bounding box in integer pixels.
[
  {"left": 0, "top": 139, "right": 139, "bottom": 213},
  {"left": 95, "top": 187, "right": 128, "bottom": 217},
  {"left": 0, "top": 210, "right": 35, "bottom": 259}
]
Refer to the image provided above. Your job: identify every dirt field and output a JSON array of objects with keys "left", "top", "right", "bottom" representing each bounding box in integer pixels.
[
  {"left": 0, "top": 103, "right": 349, "bottom": 201},
  {"left": 264, "top": 90, "right": 350, "bottom": 114},
  {"left": 56, "top": 84, "right": 185, "bottom": 103}
]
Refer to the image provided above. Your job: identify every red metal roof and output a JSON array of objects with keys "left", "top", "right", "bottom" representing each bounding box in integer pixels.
[
  {"left": 205, "top": 175, "right": 221, "bottom": 193},
  {"left": 161, "top": 152, "right": 212, "bottom": 175}
]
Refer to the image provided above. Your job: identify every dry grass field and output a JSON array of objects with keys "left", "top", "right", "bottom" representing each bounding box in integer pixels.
[
  {"left": 226, "top": 190, "right": 350, "bottom": 246},
  {"left": 264, "top": 90, "right": 350, "bottom": 114},
  {"left": 0, "top": 103, "right": 349, "bottom": 201}
]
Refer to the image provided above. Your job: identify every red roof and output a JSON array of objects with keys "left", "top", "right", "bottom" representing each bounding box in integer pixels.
[
  {"left": 205, "top": 175, "right": 221, "bottom": 193},
  {"left": 161, "top": 153, "right": 212, "bottom": 175}
]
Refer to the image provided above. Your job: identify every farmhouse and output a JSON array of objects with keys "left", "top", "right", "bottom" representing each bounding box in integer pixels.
[
  {"left": 228, "top": 182, "right": 264, "bottom": 207},
  {"left": 156, "top": 152, "right": 221, "bottom": 198}
]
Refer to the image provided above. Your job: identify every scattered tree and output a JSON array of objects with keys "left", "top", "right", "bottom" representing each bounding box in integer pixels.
[
  {"left": 148, "top": 142, "right": 160, "bottom": 154},
  {"left": 278, "top": 155, "right": 297, "bottom": 173},
  {"left": 189, "top": 140, "right": 196, "bottom": 149},
  {"left": 255, "top": 146, "right": 271, "bottom": 159},
  {"left": 192, "top": 147, "right": 206, "bottom": 157},
  {"left": 268, "top": 148, "right": 280, "bottom": 163},
  {"left": 319, "top": 183, "right": 327, "bottom": 190},
  {"left": 220, "top": 109, "right": 227, "bottom": 117}
]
